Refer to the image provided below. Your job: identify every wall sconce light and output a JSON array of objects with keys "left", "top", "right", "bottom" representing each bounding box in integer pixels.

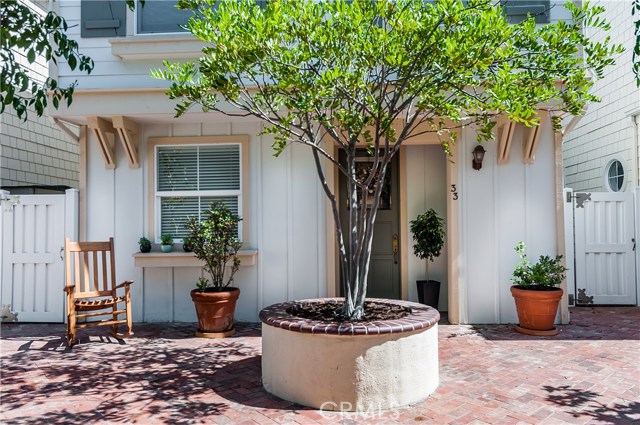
[{"left": 472, "top": 145, "right": 486, "bottom": 170}]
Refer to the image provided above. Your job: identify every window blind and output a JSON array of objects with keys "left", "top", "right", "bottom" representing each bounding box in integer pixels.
[
  {"left": 160, "top": 196, "right": 239, "bottom": 239},
  {"left": 157, "top": 145, "right": 240, "bottom": 192},
  {"left": 156, "top": 144, "right": 242, "bottom": 240}
]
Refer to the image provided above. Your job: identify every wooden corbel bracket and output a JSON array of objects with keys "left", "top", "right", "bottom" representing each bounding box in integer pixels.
[
  {"left": 496, "top": 120, "right": 516, "bottom": 165},
  {"left": 112, "top": 116, "right": 140, "bottom": 168},
  {"left": 87, "top": 116, "right": 116, "bottom": 169},
  {"left": 522, "top": 121, "right": 541, "bottom": 164}
]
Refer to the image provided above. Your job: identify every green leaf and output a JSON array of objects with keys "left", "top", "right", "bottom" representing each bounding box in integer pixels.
[{"left": 1, "top": 1, "right": 93, "bottom": 119}]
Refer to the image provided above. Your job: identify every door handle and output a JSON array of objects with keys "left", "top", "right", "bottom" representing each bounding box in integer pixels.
[
  {"left": 633, "top": 238, "right": 636, "bottom": 252},
  {"left": 60, "top": 247, "right": 64, "bottom": 261},
  {"left": 392, "top": 234, "right": 399, "bottom": 264}
]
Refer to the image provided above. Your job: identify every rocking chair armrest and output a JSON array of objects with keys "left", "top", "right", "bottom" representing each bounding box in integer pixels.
[
  {"left": 63, "top": 285, "right": 76, "bottom": 294},
  {"left": 115, "top": 280, "right": 134, "bottom": 289}
]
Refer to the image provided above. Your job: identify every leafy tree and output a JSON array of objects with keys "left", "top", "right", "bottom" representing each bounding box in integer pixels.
[
  {"left": 1, "top": 0, "right": 137, "bottom": 120},
  {"left": 1, "top": 0, "right": 93, "bottom": 120},
  {"left": 155, "top": 0, "right": 620, "bottom": 320}
]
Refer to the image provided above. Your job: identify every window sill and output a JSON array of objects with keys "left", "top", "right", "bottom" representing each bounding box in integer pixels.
[
  {"left": 133, "top": 249, "right": 257, "bottom": 268},
  {"left": 110, "top": 34, "right": 204, "bottom": 60}
]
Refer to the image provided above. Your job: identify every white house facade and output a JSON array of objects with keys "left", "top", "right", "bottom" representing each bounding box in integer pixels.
[{"left": 47, "top": 0, "right": 576, "bottom": 325}]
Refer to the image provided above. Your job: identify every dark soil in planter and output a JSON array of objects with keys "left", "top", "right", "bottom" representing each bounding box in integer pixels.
[
  {"left": 195, "top": 287, "right": 238, "bottom": 293},
  {"left": 287, "top": 300, "right": 411, "bottom": 322},
  {"left": 513, "top": 285, "right": 562, "bottom": 291}
]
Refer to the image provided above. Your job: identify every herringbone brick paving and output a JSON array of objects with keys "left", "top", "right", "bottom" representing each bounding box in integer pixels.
[{"left": 1, "top": 307, "right": 638, "bottom": 424}]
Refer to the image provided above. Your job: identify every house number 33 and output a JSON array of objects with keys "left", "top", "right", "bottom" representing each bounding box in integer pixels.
[{"left": 451, "top": 184, "right": 459, "bottom": 200}]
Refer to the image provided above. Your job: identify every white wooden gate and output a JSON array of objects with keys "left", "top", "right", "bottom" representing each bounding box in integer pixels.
[
  {"left": 1, "top": 190, "right": 78, "bottom": 322},
  {"left": 568, "top": 190, "right": 637, "bottom": 305}
]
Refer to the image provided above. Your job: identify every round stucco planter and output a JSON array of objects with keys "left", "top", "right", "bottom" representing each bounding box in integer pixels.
[{"left": 259, "top": 298, "right": 440, "bottom": 412}]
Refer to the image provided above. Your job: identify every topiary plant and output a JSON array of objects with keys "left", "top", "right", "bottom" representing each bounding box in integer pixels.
[
  {"left": 410, "top": 209, "right": 445, "bottom": 281},
  {"left": 186, "top": 201, "right": 242, "bottom": 291}
]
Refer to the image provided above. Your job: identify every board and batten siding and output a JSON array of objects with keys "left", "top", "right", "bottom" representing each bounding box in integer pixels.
[
  {"left": 404, "top": 145, "right": 448, "bottom": 310},
  {"left": 56, "top": 1, "right": 175, "bottom": 90},
  {"left": 84, "top": 120, "right": 327, "bottom": 322},
  {"left": 458, "top": 114, "right": 558, "bottom": 324}
]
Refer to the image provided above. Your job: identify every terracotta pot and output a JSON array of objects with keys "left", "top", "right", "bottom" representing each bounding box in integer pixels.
[
  {"left": 510, "top": 286, "right": 563, "bottom": 336},
  {"left": 190, "top": 288, "right": 240, "bottom": 338}
]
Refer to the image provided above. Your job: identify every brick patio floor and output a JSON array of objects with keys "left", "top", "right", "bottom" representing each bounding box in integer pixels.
[{"left": 1, "top": 306, "right": 639, "bottom": 425}]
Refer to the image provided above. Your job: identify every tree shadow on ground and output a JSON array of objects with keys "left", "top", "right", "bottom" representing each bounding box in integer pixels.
[
  {"left": 440, "top": 307, "right": 640, "bottom": 341},
  {"left": 543, "top": 385, "right": 640, "bottom": 425},
  {"left": 0, "top": 321, "right": 262, "bottom": 344},
  {"left": 0, "top": 324, "right": 298, "bottom": 425}
]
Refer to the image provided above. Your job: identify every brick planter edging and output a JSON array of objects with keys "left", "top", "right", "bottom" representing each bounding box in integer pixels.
[{"left": 259, "top": 298, "right": 439, "bottom": 336}]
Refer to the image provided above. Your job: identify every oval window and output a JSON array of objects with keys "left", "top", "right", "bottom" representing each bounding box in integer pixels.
[{"left": 606, "top": 160, "right": 624, "bottom": 192}]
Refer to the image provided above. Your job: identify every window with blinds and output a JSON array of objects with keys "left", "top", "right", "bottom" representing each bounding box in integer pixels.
[
  {"left": 136, "top": 1, "right": 190, "bottom": 34},
  {"left": 136, "top": 1, "right": 269, "bottom": 34},
  {"left": 156, "top": 144, "right": 242, "bottom": 241}
]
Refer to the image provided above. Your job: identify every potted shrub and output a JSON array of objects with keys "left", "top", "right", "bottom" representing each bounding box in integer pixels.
[
  {"left": 410, "top": 209, "right": 445, "bottom": 309},
  {"left": 160, "top": 234, "right": 173, "bottom": 253},
  {"left": 139, "top": 237, "right": 152, "bottom": 253},
  {"left": 510, "top": 242, "right": 568, "bottom": 336},
  {"left": 186, "top": 201, "right": 242, "bottom": 338}
]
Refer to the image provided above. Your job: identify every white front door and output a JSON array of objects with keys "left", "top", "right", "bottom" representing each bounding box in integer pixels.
[
  {"left": 1, "top": 194, "right": 66, "bottom": 322},
  {"left": 574, "top": 192, "right": 637, "bottom": 305}
]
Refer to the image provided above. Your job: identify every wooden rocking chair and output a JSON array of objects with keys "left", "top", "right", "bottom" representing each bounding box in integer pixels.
[{"left": 64, "top": 237, "right": 133, "bottom": 346}]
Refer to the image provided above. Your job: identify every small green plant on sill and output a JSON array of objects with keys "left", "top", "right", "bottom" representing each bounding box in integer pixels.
[
  {"left": 160, "top": 234, "right": 173, "bottom": 246},
  {"left": 139, "top": 237, "right": 151, "bottom": 249},
  {"left": 182, "top": 236, "right": 194, "bottom": 252},
  {"left": 511, "top": 242, "right": 568, "bottom": 290}
]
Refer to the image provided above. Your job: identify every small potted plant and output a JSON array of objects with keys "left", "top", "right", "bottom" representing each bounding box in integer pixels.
[
  {"left": 186, "top": 201, "right": 242, "bottom": 338},
  {"left": 160, "top": 234, "right": 174, "bottom": 253},
  {"left": 409, "top": 209, "right": 445, "bottom": 309},
  {"left": 510, "top": 242, "right": 568, "bottom": 336},
  {"left": 182, "top": 236, "right": 194, "bottom": 253},
  {"left": 139, "top": 237, "right": 152, "bottom": 253}
]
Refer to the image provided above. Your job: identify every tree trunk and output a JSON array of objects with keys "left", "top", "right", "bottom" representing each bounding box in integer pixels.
[{"left": 333, "top": 150, "right": 389, "bottom": 320}]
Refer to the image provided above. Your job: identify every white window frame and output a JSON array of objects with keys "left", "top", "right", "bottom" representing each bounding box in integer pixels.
[
  {"left": 603, "top": 158, "right": 626, "bottom": 193},
  {"left": 147, "top": 135, "right": 250, "bottom": 244},
  {"left": 134, "top": 0, "right": 191, "bottom": 36}
]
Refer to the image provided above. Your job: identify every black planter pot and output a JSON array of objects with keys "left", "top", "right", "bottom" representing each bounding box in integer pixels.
[{"left": 416, "top": 280, "right": 441, "bottom": 309}]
